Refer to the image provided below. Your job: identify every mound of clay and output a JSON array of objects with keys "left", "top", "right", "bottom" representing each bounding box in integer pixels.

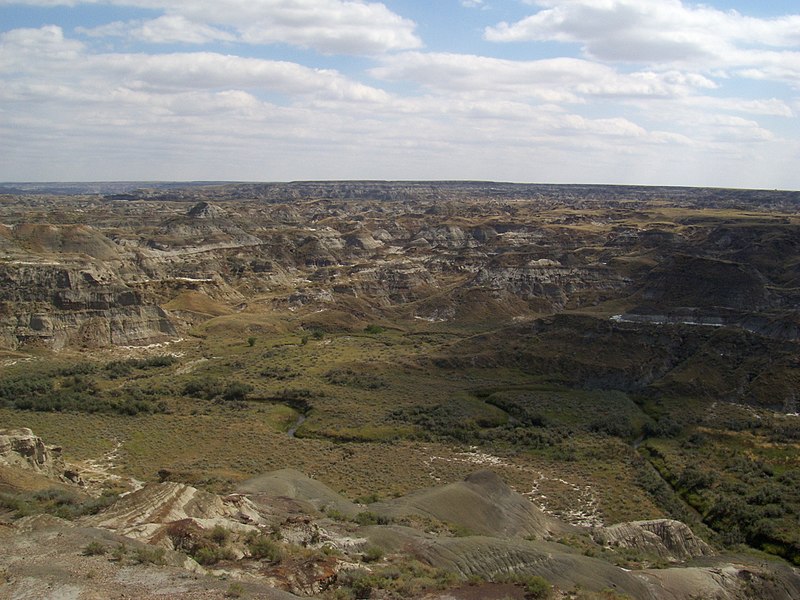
[
  {"left": 186, "top": 201, "right": 225, "bottom": 219},
  {"left": 11, "top": 223, "right": 120, "bottom": 261},
  {"left": 237, "top": 468, "right": 359, "bottom": 517},
  {"left": 372, "top": 470, "right": 564, "bottom": 540}
]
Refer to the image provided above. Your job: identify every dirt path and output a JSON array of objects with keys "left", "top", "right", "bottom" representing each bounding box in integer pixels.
[{"left": 76, "top": 440, "right": 144, "bottom": 495}]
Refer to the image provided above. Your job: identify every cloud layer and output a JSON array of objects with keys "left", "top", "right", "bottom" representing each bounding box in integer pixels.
[
  {"left": 6, "top": 0, "right": 423, "bottom": 54},
  {"left": 0, "top": 0, "right": 798, "bottom": 187}
]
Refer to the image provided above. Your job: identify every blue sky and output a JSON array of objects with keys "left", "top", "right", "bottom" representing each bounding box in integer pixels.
[{"left": 1, "top": 1, "right": 799, "bottom": 188}]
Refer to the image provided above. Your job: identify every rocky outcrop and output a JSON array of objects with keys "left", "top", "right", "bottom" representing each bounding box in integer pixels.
[
  {"left": 186, "top": 201, "right": 225, "bottom": 219},
  {"left": 596, "top": 519, "right": 713, "bottom": 563},
  {"left": 5, "top": 305, "right": 176, "bottom": 349},
  {"left": 0, "top": 259, "right": 177, "bottom": 349},
  {"left": 0, "top": 428, "right": 81, "bottom": 485},
  {"left": 471, "top": 261, "right": 627, "bottom": 311},
  {"left": 85, "top": 482, "right": 266, "bottom": 544}
]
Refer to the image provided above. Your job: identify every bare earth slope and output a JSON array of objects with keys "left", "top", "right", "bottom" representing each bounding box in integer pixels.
[{"left": 1, "top": 429, "right": 800, "bottom": 599}]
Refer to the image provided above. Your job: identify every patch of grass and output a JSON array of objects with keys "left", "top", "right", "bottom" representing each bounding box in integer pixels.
[
  {"left": 0, "top": 368, "right": 169, "bottom": 415},
  {"left": 638, "top": 405, "right": 800, "bottom": 563},
  {"left": 0, "top": 488, "right": 121, "bottom": 521},
  {"left": 336, "top": 560, "right": 459, "bottom": 599},
  {"left": 324, "top": 367, "right": 387, "bottom": 390}
]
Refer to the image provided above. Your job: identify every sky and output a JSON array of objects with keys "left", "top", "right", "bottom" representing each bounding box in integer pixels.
[{"left": 1, "top": 1, "right": 799, "bottom": 189}]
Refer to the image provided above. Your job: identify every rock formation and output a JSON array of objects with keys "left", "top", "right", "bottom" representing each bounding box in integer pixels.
[
  {"left": 1, "top": 183, "right": 798, "bottom": 349},
  {"left": 0, "top": 428, "right": 81, "bottom": 485},
  {"left": 596, "top": 519, "right": 713, "bottom": 562}
]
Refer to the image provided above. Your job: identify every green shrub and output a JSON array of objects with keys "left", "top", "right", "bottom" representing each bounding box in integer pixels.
[
  {"left": 353, "top": 511, "right": 391, "bottom": 526},
  {"left": 111, "top": 543, "right": 128, "bottom": 562},
  {"left": 222, "top": 382, "right": 253, "bottom": 402},
  {"left": 246, "top": 534, "right": 282, "bottom": 563},
  {"left": 259, "top": 366, "right": 296, "bottom": 380},
  {"left": 82, "top": 541, "right": 107, "bottom": 556},
  {"left": 193, "top": 546, "right": 220, "bottom": 566},
  {"left": 362, "top": 546, "right": 384, "bottom": 563},
  {"left": 225, "top": 582, "right": 246, "bottom": 598},
  {"left": 523, "top": 575, "right": 552, "bottom": 599},
  {"left": 57, "top": 362, "right": 98, "bottom": 376},
  {"left": 209, "top": 525, "right": 230, "bottom": 546},
  {"left": 132, "top": 546, "right": 166, "bottom": 565},
  {"left": 105, "top": 355, "right": 177, "bottom": 379},
  {"left": 182, "top": 377, "right": 224, "bottom": 400},
  {"left": 339, "top": 569, "right": 375, "bottom": 599},
  {"left": 325, "top": 368, "right": 387, "bottom": 390}
]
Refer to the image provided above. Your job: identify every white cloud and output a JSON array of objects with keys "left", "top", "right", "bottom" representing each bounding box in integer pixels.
[
  {"left": 685, "top": 96, "right": 794, "bottom": 118},
  {"left": 372, "top": 52, "right": 717, "bottom": 102},
  {"left": 2, "top": 0, "right": 423, "bottom": 54},
  {"left": 0, "top": 25, "right": 83, "bottom": 71},
  {"left": 78, "top": 16, "right": 235, "bottom": 45},
  {"left": 0, "top": 26, "right": 390, "bottom": 101},
  {"left": 486, "top": 0, "right": 800, "bottom": 81}
]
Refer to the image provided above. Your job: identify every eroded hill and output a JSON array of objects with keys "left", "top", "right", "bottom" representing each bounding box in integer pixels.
[
  {"left": 2, "top": 429, "right": 799, "bottom": 600},
  {"left": 1, "top": 182, "right": 799, "bottom": 598}
]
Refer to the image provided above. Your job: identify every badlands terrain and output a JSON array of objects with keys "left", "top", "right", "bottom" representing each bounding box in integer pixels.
[{"left": 0, "top": 181, "right": 799, "bottom": 599}]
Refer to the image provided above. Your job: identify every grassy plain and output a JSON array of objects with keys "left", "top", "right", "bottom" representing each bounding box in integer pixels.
[{"left": 1, "top": 319, "right": 669, "bottom": 528}]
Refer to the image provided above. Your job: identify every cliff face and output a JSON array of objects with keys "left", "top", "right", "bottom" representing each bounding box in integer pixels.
[
  {"left": 471, "top": 262, "right": 626, "bottom": 311},
  {"left": 0, "top": 261, "right": 176, "bottom": 350}
]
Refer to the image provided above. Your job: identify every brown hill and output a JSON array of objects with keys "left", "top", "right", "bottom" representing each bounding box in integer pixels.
[{"left": 371, "top": 470, "right": 565, "bottom": 540}]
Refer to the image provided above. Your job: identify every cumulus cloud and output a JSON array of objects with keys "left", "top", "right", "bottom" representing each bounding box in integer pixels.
[
  {"left": 372, "top": 52, "right": 717, "bottom": 102},
  {"left": 485, "top": 0, "right": 800, "bottom": 79},
  {"left": 0, "top": 25, "right": 84, "bottom": 70},
  {"left": 0, "top": 26, "right": 390, "bottom": 101},
  {"left": 2, "top": 0, "right": 423, "bottom": 54},
  {"left": 78, "top": 16, "right": 235, "bottom": 45}
]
